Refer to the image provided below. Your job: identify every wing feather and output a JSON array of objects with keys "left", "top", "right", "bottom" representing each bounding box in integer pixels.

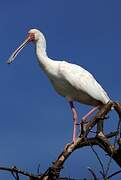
[{"left": 59, "top": 61, "right": 110, "bottom": 104}]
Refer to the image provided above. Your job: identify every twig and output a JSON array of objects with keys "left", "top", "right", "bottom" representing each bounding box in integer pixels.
[
  {"left": 37, "top": 164, "right": 41, "bottom": 175},
  {"left": 88, "top": 142, "right": 105, "bottom": 177},
  {"left": 11, "top": 171, "right": 17, "bottom": 180},
  {"left": 88, "top": 167, "right": 98, "bottom": 180},
  {"left": 107, "top": 170, "right": 121, "bottom": 179},
  {"left": 0, "top": 166, "right": 41, "bottom": 179},
  {"left": 114, "top": 102, "right": 121, "bottom": 119},
  {"left": 16, "top": 172, "right": 19, "bottom": 180},
  {"left": 105, "top": 118, "right": 121, "bottom": 176}
]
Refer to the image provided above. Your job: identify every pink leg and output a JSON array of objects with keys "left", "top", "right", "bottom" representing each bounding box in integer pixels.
[
  {"left": 69, "top": 101, "right": 78, "bottom": 143},
  {"left": 82, "top": 106, "right": 99, "bottom": 122}
]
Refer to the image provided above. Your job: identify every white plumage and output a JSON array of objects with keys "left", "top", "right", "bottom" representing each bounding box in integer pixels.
[
  {"left": 48, "top": 60, "right": 110, "bottom": 105},
  {"left": 7, "top": 29, "right": 110, "bottom": 143}
]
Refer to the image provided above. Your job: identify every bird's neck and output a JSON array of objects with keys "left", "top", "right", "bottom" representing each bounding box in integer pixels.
[
  {"left": 35, "top": 39, "right": 60, "bottom": 80},
  {"left": 36, "top": 38, "right": 47, "bottom": 56},
  {"left": 35, "top": 39, "right": 52, "bottom": 71}
]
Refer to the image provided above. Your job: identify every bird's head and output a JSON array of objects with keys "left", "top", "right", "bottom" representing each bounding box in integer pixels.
[
  {"left": 7, "top": 28, "right": 46, "bottom": 64},
  {"left": 28, "top": 29, "right": 45, "bottom": 42}
]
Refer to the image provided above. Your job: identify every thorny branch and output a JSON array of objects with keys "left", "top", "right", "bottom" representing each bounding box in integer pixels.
[{"left": 0, "top": 101, "right": 121, "bottom": 180}]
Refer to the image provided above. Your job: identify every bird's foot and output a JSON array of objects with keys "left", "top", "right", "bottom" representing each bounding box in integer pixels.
[
  {"left": 75, "top": 123, "right": 80, "bottom": 125},
  {"left": 80, "top": 106, "right": 99, "bottom": 124},
  {"left": 80, "top": 118, "right": 89, "bottom": 125}
]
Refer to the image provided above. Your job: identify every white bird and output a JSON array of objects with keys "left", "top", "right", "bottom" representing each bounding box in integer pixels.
[{"left": 7, "top": 29, "right": 110, "bottom": 143}]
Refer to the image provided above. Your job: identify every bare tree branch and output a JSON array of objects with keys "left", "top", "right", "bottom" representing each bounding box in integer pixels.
[
  {"left": 0, "top": 166, "right": 41, "bottom": 180},
  {"left": 107, "top": 170, "right": 121, "bottom": 179},
  {"left": 1, "top": 101, "right": 121, "bottom": 180},
  {"left": 41, "top": 101, "right": 113, "bottom": 179},
  {"left": 88, "top": 167, "right": 98, "bottom": 180}
]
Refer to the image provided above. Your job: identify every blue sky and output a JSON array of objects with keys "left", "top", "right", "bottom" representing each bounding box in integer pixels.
[{"left": 0, "top": 0, "right": 121, "bottom": 179}]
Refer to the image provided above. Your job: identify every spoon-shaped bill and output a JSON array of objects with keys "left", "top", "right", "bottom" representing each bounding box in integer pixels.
[{"left": 7, "top": 37, "right": 30, "bottom": 64}]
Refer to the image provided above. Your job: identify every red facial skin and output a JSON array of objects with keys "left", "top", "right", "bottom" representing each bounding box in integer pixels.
[{"left": 28, "top": 33, "right": 35, "bottom": 42}]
